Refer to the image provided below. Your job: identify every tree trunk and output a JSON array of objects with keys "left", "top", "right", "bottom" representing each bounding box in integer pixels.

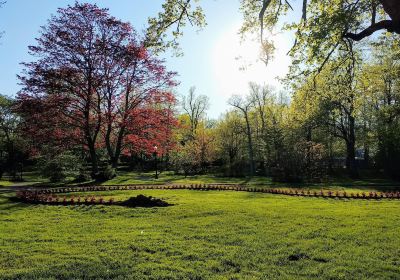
[
  {"left": 346, "top": 116, "right": 358, "bottom": 178},
  {"left": 105, "top": 133, "right": 117, "bottom": 167},
  {"left": 380, "top": 0, "right": 400, "bottom": 24},
  {"left": 87, "top": 138, "right": 99, "bottom": 177},
  {"left": 306, "top": 126, "right": 312, "bottom": 142},
  {"left": 244, "top": 114, "right": 255, "bottom": 176},
  {"left": 346, "top": 141, "right": 358, "bottom": 178},
  {"left": 364, "top": 146, "right": 370, "bottom": 168},
  {"left": 111, "top": 127, "right": 126, "bottom": 168},
  {"left": 228, "top": 149, "right": 236, "bottom": 177}
]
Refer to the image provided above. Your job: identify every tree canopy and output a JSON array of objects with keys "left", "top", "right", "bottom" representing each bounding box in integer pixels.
[
  {"left": 18, "top": 2, "right": 178, "bottom": 175},
  {"left": 148, "top": 0, "right": 400, "bottom": 76}
]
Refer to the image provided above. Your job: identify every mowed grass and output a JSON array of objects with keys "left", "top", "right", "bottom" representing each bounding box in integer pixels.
[
  {"left": 1, "top": 169, "right": 399, "bottom": 192},
  {"left": 101, "top": 171, "right": 276, "bottom": 186},
  {"left": 1, "top": 171, "right": 276, "bottom": 188},
  {"left": 1, "top": 189, "right": 400, "bottom": 279}
]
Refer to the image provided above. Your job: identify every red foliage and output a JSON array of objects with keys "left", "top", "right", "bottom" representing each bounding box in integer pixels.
[
  {"left": 121, "top": 90, "right": 178, "bottom": 157},
  {"left": 16, "top": 2, "right": 178, "bottom": 170}
]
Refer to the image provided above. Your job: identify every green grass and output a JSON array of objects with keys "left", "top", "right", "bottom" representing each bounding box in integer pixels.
[
  {"left": 2, "top": 169, "right": 399, "bottom": 191},
  {"left": 101, "top": 171, "right": 276, "bottom": 186},
  {"left": 0, "top": 171, "right": 275, "bottom": 188},
  {"left": 102, "top": 170, "right": 400, "bottom": 188},
  {"left": 1, "top": 189, "right": 400, "bottom": 279},
  {"left": 0, "top": 180, "right": 14, "bottom": 187}
]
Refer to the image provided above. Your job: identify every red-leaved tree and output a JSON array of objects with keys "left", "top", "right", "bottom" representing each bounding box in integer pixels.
[
  {"left": 18, "top": 2, "right": 177, "bottom": 175},
  {"left": 100, "top": 42, "right": 176, "bottom": 167},
  {"left": 121, "top": 90, "right": 178, "bottom": 160}
]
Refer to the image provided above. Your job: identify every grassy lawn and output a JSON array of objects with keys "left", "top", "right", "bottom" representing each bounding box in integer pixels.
[
  {"left": 1, "top": 189, "right": 400, "bottom": 279},
  {"left": 101, "top": 171, "right": 276, "bottom": 186},
  {"left": 0, "top": 171, "right": 50, "bottom": 188},
  {"left": 1, "top": 169, "right": 399, "bottom": 191},
  {"left": 2, "top": 171, "right": 273, "bottom": 188},
  {"left": 0, "top": 180, "right": 14, "bottom": 187}
]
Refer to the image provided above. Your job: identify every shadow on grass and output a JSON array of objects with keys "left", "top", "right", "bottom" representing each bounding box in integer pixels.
[
  {"left": 7, "top": 194, "right": 173, "bottom": 209},
  {"left": 0, "top": 194, "right": 35, "bottom": 211}
]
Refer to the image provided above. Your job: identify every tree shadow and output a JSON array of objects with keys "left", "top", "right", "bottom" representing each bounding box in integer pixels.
[
  {"left": 0, "top": 194, "right": 34, "bottom": 211},
  {"left": 5, "top": 194, "right": 173, "bottom": 209}
]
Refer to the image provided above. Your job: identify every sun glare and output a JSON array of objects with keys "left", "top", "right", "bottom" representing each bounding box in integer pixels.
[{"left": 212, "top": 24, "right": 292, "bottom": 96}]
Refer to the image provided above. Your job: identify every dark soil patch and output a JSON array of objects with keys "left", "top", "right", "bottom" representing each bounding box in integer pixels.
[
  {"left": 118, "top": 195, "right": 172, "bottom": 208},
  {"left": 313, "top": 257, "right": 329, "bottom": 263},
  {"left": 288, "top": 253, "right": 310, "bottom": 261}
]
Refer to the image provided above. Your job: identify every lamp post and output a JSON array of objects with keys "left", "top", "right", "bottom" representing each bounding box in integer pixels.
[{"left": 153, "top": 145, "right": 158, "bottom": 179}]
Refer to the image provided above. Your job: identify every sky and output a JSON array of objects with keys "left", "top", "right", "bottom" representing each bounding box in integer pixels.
[{"left": 0, "top": 0, "right": 297, "bottom": 118}]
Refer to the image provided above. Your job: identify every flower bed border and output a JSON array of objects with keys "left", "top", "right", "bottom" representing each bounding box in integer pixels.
[
  {"left": 15, "top": 184, "right": 400, "bottom": 205},
  {"left": 15, "top": 191, "right": 114, "bottom": 206}
]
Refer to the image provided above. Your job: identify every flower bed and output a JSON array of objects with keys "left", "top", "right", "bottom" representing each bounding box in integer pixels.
[
  {"left": 15, "top": 191, "right": 114, "bottom": 206},
  {"left": 14, "top": 184, "right": 400, "bottom": 201}
]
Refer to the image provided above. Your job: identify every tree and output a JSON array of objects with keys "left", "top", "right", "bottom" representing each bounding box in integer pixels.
[
  {"left": 170, "top": 89, "right": 215, "bottom": 175},
  {"left": 18, "top": 3, "right": 127, "bottom": 175},
  {"left": 99, "top": 44, "right": 176, "bottom": 168},
  {"left": 248, "top": 83, "right": 285, "bottom": 171},
  {"left": 215, "top": 111, "right": 247, "bottom": 176},
  {"left": 229, "top": 93, "right": 255, "bottom": 176},
  {"left": 18, "top": 2, "right": 177, "bottom": 175},
  {"left": 251, "top": 0, "right": 400, "bottom": 41},
  {"left": 299, "top": 57, "right": 361, "bottom": 178},
  {"left": 191, "top": 124, "right": 217, "bottom": 173},
  {"left": 359, "top": 36, "right": 400, "bottom": 178},
  {"left": 145, "top": 0, "right": 206, "bottom": 54},
  {"left": 244, "top": 0, "right": 400, "bottom": 78},
  {"left": 182, "top": 87, "right": 209, "bottom": 138},
  {"left": 149, "top": 1, "right": 399, "bottom": 77},
  {"left": 121, "top": 91, "right": 178, "bottom": 162},
  {"left": 0, "top": 95, "right": 25, "bottom": 179},
  {"left": 151, "top": 1, "right": 400, "bottom": 45}
]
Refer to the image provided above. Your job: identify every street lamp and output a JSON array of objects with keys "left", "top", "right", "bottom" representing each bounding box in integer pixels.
[{"left": 153, "top": 145, "right": 158, "bottom": 179}]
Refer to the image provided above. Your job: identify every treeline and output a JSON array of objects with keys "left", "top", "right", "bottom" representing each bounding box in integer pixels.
[{"left": 170, "top": 37, "right": 400, "bottom": 182}]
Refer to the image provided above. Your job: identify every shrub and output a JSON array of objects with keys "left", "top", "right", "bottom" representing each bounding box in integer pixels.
[
  {"left": 75, "top": 169, "right": 92, "bottom": 182},
  {"left": 39, "top": 152, "right": 83, "bottom": 182},
  {"left": 100, "top": 165, "right": 116, "bottom": 180},
  {"left": 272, "top": 141, "right": 327, "bottom": 183}
]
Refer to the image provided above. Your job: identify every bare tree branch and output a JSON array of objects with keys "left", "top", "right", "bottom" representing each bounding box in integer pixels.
[
  {"left": 344, "top": 20, "right": 399, "bottom": 41},
  {"left": 301, "top": 0, "right": 307, "bottom": 21},
  {"left": 259, "top": 0, "right": 272, "bottom": 42}
]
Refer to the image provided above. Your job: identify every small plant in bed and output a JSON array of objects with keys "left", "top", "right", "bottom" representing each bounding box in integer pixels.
[{"left": 118, "top": 194, "right": 172, "bottom": 208}]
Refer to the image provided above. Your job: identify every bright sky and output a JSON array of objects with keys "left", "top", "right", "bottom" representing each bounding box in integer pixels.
[{"left": 0, "top": 0, "right": 297, "bottom": 118}]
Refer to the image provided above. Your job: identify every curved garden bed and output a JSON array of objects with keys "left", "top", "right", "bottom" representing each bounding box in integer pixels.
[{"left": 14, "top": 184, "right": 400, "bottom": 206}]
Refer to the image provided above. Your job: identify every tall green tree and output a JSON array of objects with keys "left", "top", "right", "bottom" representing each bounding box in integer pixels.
[
  {"left": 0, "top": 95, "right": 23, "bottom": 179},
  {"left": 215, "top": 111, "right": 246, "bottom": 176},
  {"left": 229, "top": 94, "right": 256, "bottom": 176},
  {"left": 359, "top": 36, "right": 400, "bottom": 178}
]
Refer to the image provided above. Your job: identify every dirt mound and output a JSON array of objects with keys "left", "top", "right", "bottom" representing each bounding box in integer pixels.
[{"left": 119, "top": 195, "right": 172, "bottom": 208}]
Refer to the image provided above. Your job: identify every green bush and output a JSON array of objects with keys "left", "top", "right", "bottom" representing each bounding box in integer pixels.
[
  {"left": 40, "top": 153, "right": 83, "bottom": 182},
  {"left": 101, "top": 165, "right": 116, "bottom": 180},
  {"left": 272, "top": 141, "right": 327, "bottom": 183},
  {"left": 75, "top": 169, "right": 92, "bottom": 182}
]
